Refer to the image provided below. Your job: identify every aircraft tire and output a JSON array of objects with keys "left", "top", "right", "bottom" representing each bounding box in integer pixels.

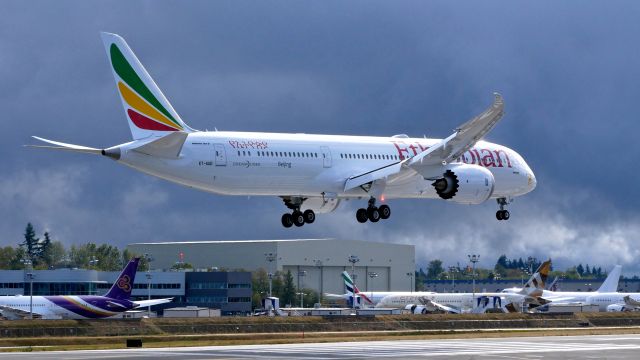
[
  {"left": 292, "top": 211, "right": 305, "bottom": 227},
  {"left": 379, "top": 205, "right": 391, "bottom": 219},
  {"left": 303, "top": 209, "right": 316, "bottom": 224},
  {"left": 356, "top": 208, "right": 368, "bottom": 223},
  {"left": 502, "top": 210, "right": 510, "bottom": 220},
  {"left": 496, "top": 211, "right": 503, "bottom": 220},
  {"left": 282, "top": 213, "right": 293, "bottom": 228},
  {"left": 367, "top": 207, "right": 380, "bottom": 222}
]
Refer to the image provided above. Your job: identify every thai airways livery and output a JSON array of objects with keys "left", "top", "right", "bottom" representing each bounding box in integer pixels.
[
  {"left": 29, "top": 33, "right": 537, "bottom": 227},
  {"left": 0, "top": 258, "right": 171, "bottom": 320}
]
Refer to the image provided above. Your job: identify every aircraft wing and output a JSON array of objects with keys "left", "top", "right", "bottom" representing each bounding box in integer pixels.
[
  {"left": 133, "top": 298, "right": 173, "bottom": 307},
  {"left": 623, "top": 295, "right": 640, "bottom": 307},
  {"left": 0, "top": 305, "right": 44, "bottom": 320},
  {"left": 344, "top": 93, "right": 504, "bottom": 191},
  {"left": 417, "top": 297, "right": 460, "bottom": 313}
]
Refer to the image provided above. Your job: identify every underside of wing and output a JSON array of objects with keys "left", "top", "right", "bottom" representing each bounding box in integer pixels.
[
  {"left": 134, "top": 298, "right": 173, "bottom": 307},
  {"left": 0, "top": 305, "right": 43, "bottom": 320}
]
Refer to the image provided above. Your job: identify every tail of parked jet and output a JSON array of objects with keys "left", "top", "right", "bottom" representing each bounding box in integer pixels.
[
  {"left": 105, "top": 257, "right": 139, "bottom": 300},
  {"left": 341, "top": 271, "right": 373, "bottom": 304},
  {"left": 100, "top": 32, "right": 194, "bottom": 140},
  {"left": 597, "top": 265, "right": 622, "bottom": 293},
  {"left": 519, "top": 259, "right": 551, "bottom": 297}
]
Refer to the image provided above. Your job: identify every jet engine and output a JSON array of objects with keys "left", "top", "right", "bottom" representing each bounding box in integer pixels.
[
  {"left": 405, "top": 304, "right": 428, "bottom": 314},
  {"left": 606, "top": 304, "right": 629, "bottom": 312},
  {"left": 431, "top": 164, "right": 495, "bottom": 204},
  {"left": 303, "top": 197, "right": 341, "bottom": 214}
]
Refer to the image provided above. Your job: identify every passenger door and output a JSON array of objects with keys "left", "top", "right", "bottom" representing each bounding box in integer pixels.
[
  {"left": 321, "top": 146, "right": 332, "bottom": 168},
  {"left": 214, "top": 144, "right": 227, "bottom": 166}
]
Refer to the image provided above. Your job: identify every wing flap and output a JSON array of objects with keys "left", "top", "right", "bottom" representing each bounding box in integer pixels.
[{"left": 344, "top": 162, "right": 402, "bottom": 191}]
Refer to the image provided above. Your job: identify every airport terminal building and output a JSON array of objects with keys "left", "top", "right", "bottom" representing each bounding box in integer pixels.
[{"left": 127, "top": 239, "right": 416, "bottom": 295}]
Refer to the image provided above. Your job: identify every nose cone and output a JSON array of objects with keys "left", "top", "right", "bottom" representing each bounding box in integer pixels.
[{"left": 527, "top": 170, "right": 537, "bottom": 191}]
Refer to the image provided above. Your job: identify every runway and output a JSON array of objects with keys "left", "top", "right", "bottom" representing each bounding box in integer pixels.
[{"left": 3, "top": 334, "right": 640, "bottom": 359}]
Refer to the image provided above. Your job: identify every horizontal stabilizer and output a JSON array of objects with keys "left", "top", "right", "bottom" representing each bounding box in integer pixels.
[
  {"left": 134, "top": 298, "right": 173, "bottom": 307},
  {"left": 27, "top": 136, "right": 102, "bottom": 155},
  {"left": 131, "top": 131, "right": 188, "bottom": 159}
]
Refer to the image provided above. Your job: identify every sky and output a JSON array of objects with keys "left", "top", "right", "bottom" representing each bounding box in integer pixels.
[{"left": 2, "top": 1, "right": 640, "bottom": 273}]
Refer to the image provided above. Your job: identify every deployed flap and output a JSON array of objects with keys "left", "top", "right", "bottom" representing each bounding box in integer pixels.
[
  {"left": 0, "top": 305, "right": 43, "bottom": 320},
  {"left": 344, "top": 162, "right": 402, "bottom": 191},
  {"left": 623, "top": 296, "right": 640, "bottom": 307},
  {"left": 131, "top": 131, "right": 188, "bottom": 159},
  {"left": 597, "top": 265, "right": 622, "bottom": 293}
]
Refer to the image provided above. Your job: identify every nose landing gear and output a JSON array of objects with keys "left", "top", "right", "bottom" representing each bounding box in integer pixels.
[
  {"left": 496, "top": 197, "right": 510, "bottom": 221},
  {"left": 356, "top": 197, "right": 391, "bottom": 224}
]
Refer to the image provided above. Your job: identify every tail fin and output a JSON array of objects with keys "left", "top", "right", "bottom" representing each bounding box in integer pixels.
[
  {"left": 341, "top": 271, "right": 373, "bottom": 304},
  {"left": 597, "top": 265, "right": 622, "bottom": 293},
  {"left": 105, "top": 257, "right": 140, "bottom": 300},
  {"left": 520, "top": 259, "right": 551, "bottom": 297},
  {"left": 100, "top": 32, "right": 194, "bottom": 140}
]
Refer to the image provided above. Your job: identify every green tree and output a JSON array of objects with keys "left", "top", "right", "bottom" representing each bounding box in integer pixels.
[
  {"left": 21, "top": 223, "right": 41, "bottom": 261},
  {"left": 251, "top": 268, "right": 270, "bottom": 308},
  {"left": 281, "top": 270, "right": 296, "bottom": 306},
  {"left": 576, "top": 264, "right": 584, "bottom": 277},
  {"left": 95, "top": 244, "right": 122, "bottom": 271},
  {"left": 0, "top": 246, "right": 17, "bottom": 269},
  {"left": 426, "top": 259, "right": 444, "bottom": 279}
]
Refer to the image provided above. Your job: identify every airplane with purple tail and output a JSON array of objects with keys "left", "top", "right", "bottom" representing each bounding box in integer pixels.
[{"left": 0, "top": 258, "right": 172, "bottom": 320}]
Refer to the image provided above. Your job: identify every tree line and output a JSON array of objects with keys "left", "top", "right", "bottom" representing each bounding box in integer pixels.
[
  {"left": 251, "top": 268, "right": 319, "bottom": 308},
  {"left": 0, "top": 223, "right": 142, "bottom": 271}
]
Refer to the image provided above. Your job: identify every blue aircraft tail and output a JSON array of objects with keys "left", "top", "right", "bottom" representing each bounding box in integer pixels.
[{"left": 105, "top": 257, "right": 140, "bottom": 300}]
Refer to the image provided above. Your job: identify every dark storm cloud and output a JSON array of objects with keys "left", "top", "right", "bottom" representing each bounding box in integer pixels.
[{"left": 2, "top": 1, "right": 640, "bottom": 272}]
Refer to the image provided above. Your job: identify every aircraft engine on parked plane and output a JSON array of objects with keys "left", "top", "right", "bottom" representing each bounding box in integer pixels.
[
  {"left": 431, "top": 164, "right": 495, "bottom": 205},
  {"left": 304, "top": 197, "right": 341, "bottom": 214},
  {"left": 405, "top": 304, "right": 428, "bottom": 314},
  {"left": 606, "top": 304, "right": 628, "bottom": 312}
]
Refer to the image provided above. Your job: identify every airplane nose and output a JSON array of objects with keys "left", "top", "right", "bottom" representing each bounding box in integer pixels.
[{"left": 527, "top": 171, "right": 537, "bottom": 191}]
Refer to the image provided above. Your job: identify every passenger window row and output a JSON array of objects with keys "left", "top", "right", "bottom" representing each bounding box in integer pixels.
[
  {"left": 237, "top": 150, "right": 319, "bottom": 158},
  {"left": 340, "top": 153, "right": 399, "bottom": 160}
]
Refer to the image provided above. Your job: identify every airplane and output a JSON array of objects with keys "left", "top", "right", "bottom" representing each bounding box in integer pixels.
[
  {"left": 501, "top": 265, "right": 622, "bottom": 304},
  {"left": 0, "top": 258, "right": 172, "bottom": 320},
  {"left": 323, "top": 271, "right": 436, "bottom": 306},
  {"left": 376, "top": 260, "right": 552, "bottom": 314},
  {"left": 28, "top": 32, "right": 537, "bottom": 228}
]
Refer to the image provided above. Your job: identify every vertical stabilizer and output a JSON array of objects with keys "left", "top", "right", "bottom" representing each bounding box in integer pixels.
[
  {"left": 105, "top": 258, "right": 140, "bottom": 300},
  {"left": 597, "top": 265, "right": 622, "bottom": 293},
  {"left": 100, "top": 32, "right": 194, "bottom": 140},
  {"left": 520, "top": 259, "right": 551, "bottom": 297}
]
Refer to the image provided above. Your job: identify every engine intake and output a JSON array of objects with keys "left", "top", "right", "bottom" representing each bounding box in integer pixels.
[{"left": 431, "top": 164, "right": 495, "bottom": 205}]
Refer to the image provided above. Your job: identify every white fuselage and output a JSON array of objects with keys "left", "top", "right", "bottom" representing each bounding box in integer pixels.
[
  {"left": 115, "top": 132, "right": 536, "bottom": 200},
  {"left": 0, "top": 295, "right": 126, "bottom": 320},
  {"left": 376, "top": 292, "right": 525, "bottom": 311}
]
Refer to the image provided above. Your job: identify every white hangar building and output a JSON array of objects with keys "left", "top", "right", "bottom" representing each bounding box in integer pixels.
[{"left": 127, "top": 239, "right": 415, "bottom": 295}]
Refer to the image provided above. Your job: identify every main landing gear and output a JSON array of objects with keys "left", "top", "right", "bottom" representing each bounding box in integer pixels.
[
  {"left": 281, "top": 197, "right": 315, "bottom": 228},
  {"left": 496, "top": 197, "right": 510, "bottom": 221},
  {"left": 281, "top": 209, "right": 315, "bottom": 228},
  {"left": 356, "top": 197, "right": 391, "bottom": 224}
]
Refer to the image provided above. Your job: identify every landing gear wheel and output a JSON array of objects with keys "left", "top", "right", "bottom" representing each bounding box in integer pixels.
[
  {"left": 379, "top": 205, "right": 391, "bottom": 220},
  {"left": 292, "top": 211, "right": 305, "bottom": 227},
  {"left": 303, "top": 210, "right": 316, "bottom": 224},
  {"left": 502, "top": 210, "right": 510, "bottom": 220},
  {"left": 496, "top": 211, "right": 503, "bottom": 221},
  {"left": 281, "top": 213, "right": 293, "bottom": 228},
  {"left": 367, "top": 207, "right": 380, "bottom": 222},
  {"left": 356, "top": 208, "right": 368, "bottom": 223}
]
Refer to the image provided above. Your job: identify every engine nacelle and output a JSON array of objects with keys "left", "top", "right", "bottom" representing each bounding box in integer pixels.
[
  {"left": 304, "top": 197, "right": 341, "bottom": 214},
  {"left": 431, "top": 164, "right": 495, "bottom": 204},
  {"left": 404, "top": 304, "right": 428, "bottom": 314},
  {"left": 606, "top": 304, "right": 628, "bottom": 312}
]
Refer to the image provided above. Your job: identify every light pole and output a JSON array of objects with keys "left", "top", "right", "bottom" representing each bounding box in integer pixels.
[
  {"left": 144, "top": 253, "right": 154, "bottom": 317},
  {"left": 21, "top": 259, "right": 34, "bottom": 320},
  {"left": 368, "top": 272, "right": 378, "bottom": 303},
  {"left": 449, "top": 266, "right": 458, "bottom": 291},
  {"left": 468, "top": 254, "right": 480, "bottom": 303},
  {"left": 314, "top": 259, "right": 323, "bottom": 305},
  {"left": 297, "top": 270, "right": 307, "bottom": 307},
  {"left": 348, "top": 255, "right": 359, "bottom": 311},
  {"left": 265, "top": 252, "right": 277, "bottom": 297},
  {"left": 406, "top": 272, "right": 414, "bottom": 293}
]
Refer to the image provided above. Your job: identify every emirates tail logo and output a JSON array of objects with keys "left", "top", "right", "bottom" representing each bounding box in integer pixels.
[{"left": 117, "top": 275, "right": 132, "bottom": 292}]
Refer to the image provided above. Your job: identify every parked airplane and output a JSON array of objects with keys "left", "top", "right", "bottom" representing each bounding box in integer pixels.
[
  {"left": 0, "top": 258, "right": 171, "bottom": 320},
  {"left": 29, "top": 32, "right": 537, "bottom": 227},
  {"left": 502, "top": 265, "right": 622, "bottom": 303},
  {"left": 323, "top": 271, "right": 433, "bottom": 306}
]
